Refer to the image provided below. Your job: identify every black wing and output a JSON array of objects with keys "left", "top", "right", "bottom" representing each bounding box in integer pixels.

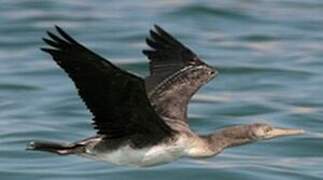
[
  {"left": 143, "top": 25, "right": 216, "bottom": 125},
  {"left": 42, "top": 26, "right": 174, "bottom": 148}
]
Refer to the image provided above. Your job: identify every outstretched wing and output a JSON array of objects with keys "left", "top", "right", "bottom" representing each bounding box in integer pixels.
[
  {"left": 143, "top": 25, "right": 205, "bottom": 91},
  {"left": 42, "top": 26, "right": 174, "bottom": 148},
  {"left": 143, "top": 25, "right": 216, "bottom": 126}
]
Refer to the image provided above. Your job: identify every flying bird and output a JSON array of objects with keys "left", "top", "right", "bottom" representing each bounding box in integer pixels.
[{"left": 27, "top": 25, "right": 304, "bottom": 167}]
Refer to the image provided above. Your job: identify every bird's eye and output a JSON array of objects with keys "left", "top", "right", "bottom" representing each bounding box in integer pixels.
[{"left": 265, "top": 127, "right": 272, "bottom": 133}]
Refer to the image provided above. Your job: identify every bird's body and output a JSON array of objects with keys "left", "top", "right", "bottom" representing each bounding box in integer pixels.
[
  {"left": 29, "top": 133, "right": 193, "bottom": 166},
  {"left": 27, "top": 25, "right": 304, "bottom": 167},
  {"left": 81, "top": 135, "right": 186, "bottom": 166}
]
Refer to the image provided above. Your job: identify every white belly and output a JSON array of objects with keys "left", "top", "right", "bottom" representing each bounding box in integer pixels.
[{"left": 81, "top": 138, "right": 187, "bottom": 167}]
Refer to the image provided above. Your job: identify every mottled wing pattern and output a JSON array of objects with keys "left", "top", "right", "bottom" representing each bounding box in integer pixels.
[
  {"left": 143, "top": 25, "right": 216, "bottom": 126},
  {"left": 41, "top": 26, "right": 174, "bottom": 148},
  {"left": 143, "top": 25, "right": 204, "bottom": 91}
]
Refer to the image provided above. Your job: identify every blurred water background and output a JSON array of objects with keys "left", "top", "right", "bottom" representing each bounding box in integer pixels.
[{"left": 1, "top": 0, "right": 323, "bottom": 179}]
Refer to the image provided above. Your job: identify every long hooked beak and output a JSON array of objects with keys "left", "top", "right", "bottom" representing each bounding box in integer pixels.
[{"left": 266, "top": 127, "right": 304, "bottom": 139}]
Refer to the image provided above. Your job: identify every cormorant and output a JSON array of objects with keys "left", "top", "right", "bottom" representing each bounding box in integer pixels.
[{"left": 27, "top": 25, "right": 304, "bottom": 167}]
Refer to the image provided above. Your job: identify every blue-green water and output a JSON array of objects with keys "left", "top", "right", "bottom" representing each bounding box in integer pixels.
[{"left": 1, "top": 0, "right": 323, "bottom": 179}]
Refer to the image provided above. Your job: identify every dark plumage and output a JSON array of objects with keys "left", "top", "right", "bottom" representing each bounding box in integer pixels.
[
  {"left": 41, "top": 26, "right": 174, "bottom": 149},
  {"left": 26, "top": 25, "right": 304, "bottom": 167}
]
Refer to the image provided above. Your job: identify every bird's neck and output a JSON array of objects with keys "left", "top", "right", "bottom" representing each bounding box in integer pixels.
[{"left": 201, "top": 125, "right": 256, "bottom": 155}]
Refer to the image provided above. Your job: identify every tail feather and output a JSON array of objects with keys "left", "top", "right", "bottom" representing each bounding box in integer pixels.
[{"left": 26, "top": 141, "right": 84, "bottom": 155}]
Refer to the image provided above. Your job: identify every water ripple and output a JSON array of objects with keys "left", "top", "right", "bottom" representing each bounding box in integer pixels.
[{"left": 0, "top": 0, "right": 322, "bottom": 179}]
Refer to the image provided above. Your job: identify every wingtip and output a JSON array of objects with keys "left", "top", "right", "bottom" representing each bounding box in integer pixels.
[
  {"left": 40, "top": 47, "right": 49, "bottom": 51},
  {"left": 55, "top": 25, "right": 65, "bottom": 36},
  {"left": 151, "top": 25, "right": 181, "bottom": 46},
  {"left": 51, "top": 25, "right": 64, "bottom": 37},
  {"left": 142, "top": 50, "right": 155, "bottom": 60},
  {"left": 154, "top": 24, "right": 162, "bottom": 30},
  {"left": 54, "top": 25, "right": 79, "bottom": 45},
  {"left": 46, "top": 30, "right": 59, "bottom": 40},
  {"left": 153, "top": 24, "right": 166, "bottom": 34},
  {"left": 42, "top": 37, "right": 53, "bottom": 44},
  {"left": 151, "top": 24, "right": 165, "bottom": 35},
  {"left": 142, "top": 49, "right": 150, "bottom": 55},
  {"left": 54, "top": 25, "right": 62, "bottom": 32},
  {"left": 149, "top": 29, "right": 157, "bottom": 37},
  {"left": 145, "top": 37, "right": 158, "bottom": 49},
  {"left": 145, "top": 37, "right": 151, "bottom": 45},
  {"left": 40, "top": 47, "right": 56, "bottom": 54},
  {"left": 46, "top": 30, "right": 53, "bottom": 37},
  {"left": 40, "top": 47, "right": 47, "bottom": 52}
]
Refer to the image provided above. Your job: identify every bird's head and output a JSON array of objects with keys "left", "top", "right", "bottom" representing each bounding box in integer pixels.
[{"left": 249, "top": 123, "right": 304, "bottom": 140}]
